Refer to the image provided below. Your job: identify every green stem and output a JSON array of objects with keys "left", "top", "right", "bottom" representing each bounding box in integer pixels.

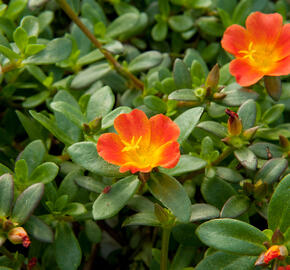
[
  {"left": 179, "top": 147, "right": 233, "bottom": 183},
  {"left": 56, "top": 0, "right": 144, "bottom": 91},
  {"left": 272, "top": 259, "right": 279, "bottom": 270},
  {"left": 0, "top": 246, "right": 14, "bottom": 260},
  {"left": 160, "top": 227, "right": 171, "bottom": 270},
  {"left": 212, "top": 146, "right": 233, "bottom": 166}
]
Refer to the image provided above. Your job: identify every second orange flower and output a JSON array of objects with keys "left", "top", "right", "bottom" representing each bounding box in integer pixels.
[
  {"left": 97, "top": 109, "right": 180, "bottom": 173},
  {"left": 221, "top": 12, "right": 290, "bottom": 86}
]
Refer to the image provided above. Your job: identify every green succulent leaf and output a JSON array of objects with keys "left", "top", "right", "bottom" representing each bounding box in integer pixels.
[
  {"left": 234, "top": 148, "right": 257, "bottom": 171},
  {"left": 255, "top": 158, "right": 288, "bottom": 184},
  {"left": 11, "top": 183, "right": 44, "bottom": 224},
  {"left": 55, "top": 221, "right": 82, "bottom": 270},
  {"left": 160, "top": 155, "right": 206, "bottom": 176},
  {"left": 220, "top": 195, "right": 250, "bottom": 218},
  {"left": 201, "top": 176, "right": 237, "bottom": 209},
  {"left": 24, "top": 215, "right": 53, "bottom": 243},
  {"left": 128, "top": 51, "right": 163, "bottom": 73},
  {"left": 92, "top": 175, "right": 140, "bottom": 220},
  {"left": 24, "top": 38, "right": 72, "bottom": 65},
  {"left": 123, "top": 212, "right": 161, "bottom": 227},
  {"left": 0, "top": 174, "right": 14, "bottom": 217},
  {"left": 237, "top": 99, "right": 256, "bottom": 130},
  {"left": 174, "top": 107, "right": 204, "bottom": 144},
  {"left": 67, "top": 142, "right": 124, "bottom": 177},
  {"left": 196, "top": 219, "right": 268, "bottom": 255},
  {"left": 195, "top": 251, "right": 257, "bottom": 270},
  {"left": 190, "top": 203, "right": 220, "bottom": 222},
  {"left": 268, "top": 174, "right": 290, "bottom": 233},
  {"left": 148, "top": 172, "right": 191, "bottom": 223}
]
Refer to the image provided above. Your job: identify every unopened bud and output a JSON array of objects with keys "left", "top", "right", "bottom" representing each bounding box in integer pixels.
[
  {"left": 206, "top": 64, "right": 219, "bottom": 89},
  {"left": 82, "top": 123, "right": 90, "bottom": 134},
  {"left": 243, "top": 126, "right": 259, "bottom": 140},
  {"left": 271, "top": 229, "right": 284, "bottom": 245},
  {"left": 225, "top": 109, "right": 242, "bottom": 136},
  {"left": 83, "top": 117, "right": 102, "bottom": 135},
  {"left": 28, "top": 257, "right": 37, "bottom": 270},
  {"left": 90, "top": 117, "right": 102, "bottom": 132},
  {"left": 154, "top": 204, "right": 169, "bottom": 224},
  {"left": 242, "top": 181, "right": 253, "bottom": 194},
  {"left": 8, "top": 227, "right": 31, "bottom": 248},
  {"left": 264, "top": 76, "right": 282, "bottom": 101},
  {"left": 279, "top": 135, "right": 289, "bottom": 149},
  {"left": 213, "top": 92, "right": 226, "bottom": 100},
  {"left": 254, "top": 180, "right": 267, "bottom": 200}
]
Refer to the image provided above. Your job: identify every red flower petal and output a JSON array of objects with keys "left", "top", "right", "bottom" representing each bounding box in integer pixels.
[
  {"left": 269, "top": 55, "right": 290, "bottom": 76},
  {"left": 229, "top": 58, "right": 264, "bottom": 86},
  {"left": 275, "top": 24, "right": 290, "bottom": 59},
  {"left": 114, "top": 109, "right": 151, "bottom": 148},
  {"left": 154, "top": 141, "right": 180, "bottom": 169},
  {"left": 221, "top": 24, "right": 250, "bottom": 56},
  {"left": 246, "top": 12, "right": 283, "bottom": 45},
  {"left": 278, "top": 266, "right": 290, "bottom": 270},
  {"left": 97, "top": 133, "right": 127, "bottom": 166},
  {"left": 149, "top": 114, "right": 180, "bottom": 147}
]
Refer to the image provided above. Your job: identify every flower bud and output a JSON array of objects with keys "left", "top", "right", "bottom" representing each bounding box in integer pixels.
[
  {"left": 243, "top": 126, "right": 259, "bottom": 140},
  {"left": 8, "top": 227, "right": 31, "bottom": 248},
  {"left": 279, "top": 135, "right": 289, "bottom": 149},
  {"left": 213, "top": 92, "right": 226, "bottom": 100},
  {"left": 271, "top": 229, "right": 284, "bottom": 245},
  {"left": 263, "top": 245, "right": 288, "bottom": 264},
  {"left": 278, "top": 266, "right": 290, "bottom": 270},
  {"left": 264, "top": 76, "right": 282, "bottom": 101},
  {"left": 225, "top": 109, "right": 242, "bottom": 136},
  {"left": 206, "top": 64, "right": 219, "bottom": 89},
  {"left": 28, "top": 257, "right": 37, "bottom": 270},
  {"left": 154, "top": 204, "right": 169, "bottom": 224},
  {"left": 253, "top": 180, "right": 267, "bottom": 200}
]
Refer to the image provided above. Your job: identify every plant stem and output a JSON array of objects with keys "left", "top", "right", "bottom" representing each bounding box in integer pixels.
[
  {"left": 212, "top": 146, "right": 233, "bottom": 166},
  {"left": 56, "top": 0, "right": 144, "bottom": 91},
  {"left": 0, "top": 246, "right": 14, "bottom": 260},
  {"left": 272, "top": 259, "right": 279, "bottom": 270},
  {"left": 179, "top": 147, "right": 233, "bottom": 183},
  {"left": 1, "top": 62, "right": 17, "bottom": 74},
  {"left": 160, "top": 227, "right": 171, "bottom": 270}
]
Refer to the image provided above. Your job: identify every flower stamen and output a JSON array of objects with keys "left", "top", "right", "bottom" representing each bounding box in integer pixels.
[
  {"left": 239, "top": 42, "right": 257, "bottom": 61},
  {"left": 122, "top": 136, "right": 142, "bottom": 152}
]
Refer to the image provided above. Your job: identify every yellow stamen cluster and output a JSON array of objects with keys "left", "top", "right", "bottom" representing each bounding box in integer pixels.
[
  {"left": 239, "top": 42, "right": 257, "bottom": 61},
  {"left": 121, "top": 136, "right": 143, "bottom": 152}
]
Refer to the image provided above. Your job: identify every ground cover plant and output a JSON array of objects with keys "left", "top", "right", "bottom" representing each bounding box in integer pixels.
[{"left": 0, "top": 0, "right": 289, "bottom": 269}]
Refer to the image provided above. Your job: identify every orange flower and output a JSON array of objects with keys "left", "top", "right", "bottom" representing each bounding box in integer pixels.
[
  {"left": 97, "top": 109, "right": 180, "bottom": 173},
  {"left": 264, "top": 245, "right": 288, "bottom": 264},
  {"left": 221, "top": 12, "right": 290, "bottom": 86}
]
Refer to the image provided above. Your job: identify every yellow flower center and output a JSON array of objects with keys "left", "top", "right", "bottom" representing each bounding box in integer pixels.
[
  {"left": 238, "top": 42, "right": 279, "bottom": 72},
  {"left": 239, "top": 42, "right": 257, "bottom": 62},
  {"left": 121, "top": 136, "right": 142, "bottom": 152}
]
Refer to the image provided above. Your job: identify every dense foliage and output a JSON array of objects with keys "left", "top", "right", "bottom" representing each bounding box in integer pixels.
[{"left": 0, "top": 0, "right": 289, "bottom": 269}]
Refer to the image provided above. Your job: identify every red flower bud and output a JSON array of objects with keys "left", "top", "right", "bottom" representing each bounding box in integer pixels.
[
  {"left": 264, "top": 245, "right": 288, "bottom": 264},
  {"left": 278, "top": 266, "right": 290, "bottom": 270},
  {"left": 28, "top": 257, "right": 37, "bottom": 270},
  {"left": 8, "top": 227, "right": 31, "bottom": 248},
  {"left": 225, "top": 109, "right": 242, "bottom": 136}
]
